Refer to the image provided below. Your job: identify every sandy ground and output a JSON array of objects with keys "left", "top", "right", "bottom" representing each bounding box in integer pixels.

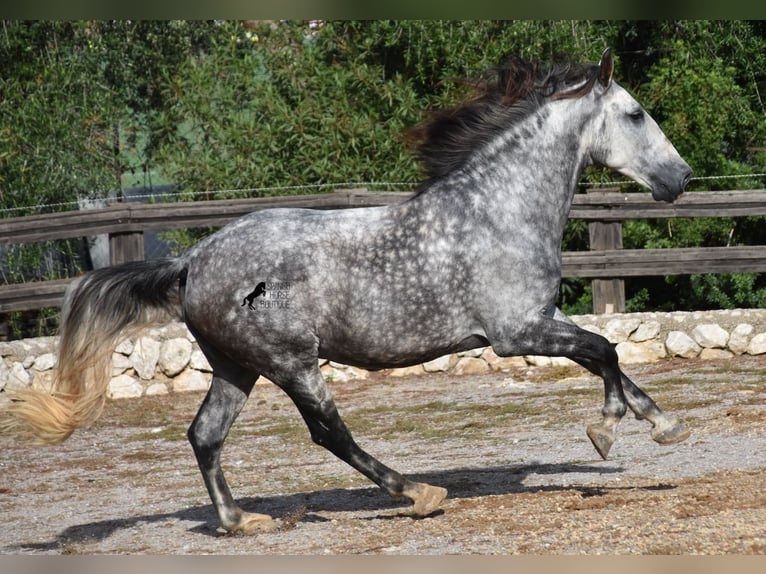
[{"left": 1, "top": 355, "right": 765, "bottom": 554}]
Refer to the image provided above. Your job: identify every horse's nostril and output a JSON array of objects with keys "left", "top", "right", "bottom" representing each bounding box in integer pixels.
[{"left": 681, "top": 169, "right": 693, "bottom": 190}]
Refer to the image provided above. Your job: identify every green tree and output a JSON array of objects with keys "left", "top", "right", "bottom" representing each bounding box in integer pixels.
[
  {"left": 0, "top": 21, "right": 214, "bottom": 335},
  {"left": 617, "top": 21, "right": 766, "bottom": 312},
  {"left": 2, "top": 20, "right": 766, "bottom": 337}
]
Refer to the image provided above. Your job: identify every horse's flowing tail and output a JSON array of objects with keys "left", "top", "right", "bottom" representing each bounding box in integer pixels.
[{"left": 0, "top": 258, "right": 187, "bottom": 445}]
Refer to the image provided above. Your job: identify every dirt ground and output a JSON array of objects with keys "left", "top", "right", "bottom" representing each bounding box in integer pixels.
[{"left": 1, "top": 355, "right": 765, "bottom": 555}]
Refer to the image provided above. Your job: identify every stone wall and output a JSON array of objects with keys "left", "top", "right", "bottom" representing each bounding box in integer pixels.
[{"left": 3, "top": 308, "right": 766, "bottom": 399}]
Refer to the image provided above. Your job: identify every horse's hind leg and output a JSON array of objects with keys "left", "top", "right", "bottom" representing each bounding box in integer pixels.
[
  {"left": 273, "top": 364, "right": 447, "bottom": 516},
  {"left": 186, "top": 347, "right": 277, "bottom": 534},
  {"left": 619, "top": 372, "right": 690, "bottom": 445}
]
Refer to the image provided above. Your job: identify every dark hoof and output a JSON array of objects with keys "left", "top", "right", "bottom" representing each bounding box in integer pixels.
[{"left": 586, "top": 423, "right": 614, "bottom": 460}]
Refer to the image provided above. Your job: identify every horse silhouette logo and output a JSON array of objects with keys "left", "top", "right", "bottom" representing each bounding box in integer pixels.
[{"left": 242, "top": 282, "right": 267, "bottom": 310}]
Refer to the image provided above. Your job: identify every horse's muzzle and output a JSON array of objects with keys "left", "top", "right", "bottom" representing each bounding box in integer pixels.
[{"left": 652, "top": 165, "right": 693, "bottom": 203}]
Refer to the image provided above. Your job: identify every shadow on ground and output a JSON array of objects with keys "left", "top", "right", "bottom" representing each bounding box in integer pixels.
[{"left": 7, "top": 460, "right": 672, "bottom": 552}]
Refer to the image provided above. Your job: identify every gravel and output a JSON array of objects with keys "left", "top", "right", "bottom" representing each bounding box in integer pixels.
[{"left": 1, "top": 355, "right": 765, "bottom": 554}]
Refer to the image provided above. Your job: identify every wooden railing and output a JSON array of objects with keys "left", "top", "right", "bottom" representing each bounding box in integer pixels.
[{"left": 2, "top": 188, "right": 766, "bottom": 314}]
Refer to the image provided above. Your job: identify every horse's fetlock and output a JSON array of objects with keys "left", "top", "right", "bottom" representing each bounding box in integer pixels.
[{"left": 601, "top": 403, "right": 627, "bottom": 419}]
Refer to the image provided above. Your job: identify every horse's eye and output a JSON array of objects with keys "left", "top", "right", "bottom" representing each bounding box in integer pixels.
[{"left": 628, "top": 110, "right": 644, "bottom": 123}]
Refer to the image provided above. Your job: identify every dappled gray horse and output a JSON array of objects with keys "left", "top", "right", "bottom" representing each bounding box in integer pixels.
[{"left": 3, "top": 49, "right": 692, "bottom": 534}]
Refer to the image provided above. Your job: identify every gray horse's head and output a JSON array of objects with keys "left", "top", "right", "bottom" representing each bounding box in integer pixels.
[{"left": 588, "top": 48, "right": 692, "bottom": 202}]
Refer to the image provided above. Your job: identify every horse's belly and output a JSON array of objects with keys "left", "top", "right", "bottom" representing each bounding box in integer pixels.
[
  {"left": 318, "top": 337, "right": 487, "bottom": 371},
  {"left": 315, "top": 308, "right": 487, "bottom": 370}
]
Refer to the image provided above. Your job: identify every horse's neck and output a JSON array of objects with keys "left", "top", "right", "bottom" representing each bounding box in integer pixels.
[
  {"left": 502, "top": 104, "right": 589, "bottom": 201},
  {"left": 426, "top": 108, "right": 589, "bottom": 238}
]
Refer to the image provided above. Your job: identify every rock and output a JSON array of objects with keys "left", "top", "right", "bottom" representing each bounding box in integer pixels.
[
  {"left": 746, "top": 333, "right": 766, "bottom": 355},
  {"left": 114, "top": 338, "right": 134, "bottom": 355},
  {"left": 150, "top": 323, "right": 189, "bottom": 340},
  {"left": 130, "top": 336, "right": 161, "bottom": 380},
  {"left": 699, "top": 348, "right": 734, "bottom": 360},
  {"left": 172, "top": 370, "right": 211, "bottom": 393},
  {"left": 728, "top": 324, "right": 754, "bottom": 355},
  {"left": 9, "top": 309, "right": 766, "bottom": 398},
  {"left": 388, "top": 365, "right": 425, "bottom": 378},
  {"left": 524, "top": 355, "right": 576, "bottom": 367},
  {"left": 481, "top": 348, "right": 527, "bottom": 371},
  {"left": 345, "top": 366, "right": 369, "bottom": 381},
  {"left": 457, "top": 347, "right": 486, "bottom": 358},
  {"left": 3, "top": 337, "right": 57, "bottom": 362},
  {"left": 159, "top": 338, "right": 192, "bottom": 377},
  {"left": 189, "top": 350, "right": 213, "bottom": 372},
  {"left": 603, "top": 318, "right": 642, "bottom": 344},
  {"left": 31, "top": 352, "right": 57, "bottom": 372},
  {"left": 6, "top": 362, "right": 31, "bottom": 390},
  {"left": 579, "top": 324, "right": 603, "bottom": 336},
  {"left": 3, "top": 340, "right": 32, "bottom": 363},
  {"left": 525, "top": 355, "right": 552, "bottom": 367},
  {"left": 321, "top": 364, "right": 351, "bottom": 382},
  {"left": 423, "top": 355, "right": 458, "bottom": 373},
  {"left": 111, "top": 352, "right": 133, "bottom": 376},
  {"left": 616, "top": 341, "right": 666, "bottom": 364},
  {"left": 452, "top": 357, "right": 489, "bottom": 375},
  {"left": 549, "top": 356, "right": 577, "bottom": 367},
  {"left": 665, "top": 331, "right": 701, "bottom": 359},
  {"left": 108, "top": 374, "right": 143, "bottom": 399},
  {"left": 0, "top": 360, "right": 8, "bottom": 391},
  {"left": 322, "top": 364, "right": 368, "bottom": 382},
  {"left": 630, "top": 321, "right": 661, "bottom": 343},
  {"left": 691, "top": 324, "right": 729, "bottom": 349},
  {"left": 145, "top": 382, "right": 169, "bottom": 396}
]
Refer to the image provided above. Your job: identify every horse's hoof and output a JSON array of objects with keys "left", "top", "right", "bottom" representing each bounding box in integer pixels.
[
  {"left": 586, "top": 423, "right": 615, "bottom": 460},
  {"left": 651, "top": 416, "right": 691, "bottom": 445},
  {"left": 228, "top": 512, "right": 279, "bottom": 535},
  {"left": 403, "top": 482, "right": 448, "bottom": 516}
]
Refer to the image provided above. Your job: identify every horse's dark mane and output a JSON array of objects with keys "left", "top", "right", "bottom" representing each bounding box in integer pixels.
[{"left": 409, "top": 56, "right": 600, "bottom": 183}]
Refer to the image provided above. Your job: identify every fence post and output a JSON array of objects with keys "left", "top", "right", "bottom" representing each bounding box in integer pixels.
[
  {"left": 109, "top": 231, "right": 145, "bottom": 266},
  {"left": 587, "top": 189, "right": 625, "bottom": 314}
]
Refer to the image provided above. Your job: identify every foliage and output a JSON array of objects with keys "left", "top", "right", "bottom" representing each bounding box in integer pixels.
[
  {"left": 154, "top": 21, "right": 424, "bottom": 195},
  {"left": 1, "top": 20, "right": 766, "bottom": 337},
  {"left": 613, "top": 21, "right": 766, "bottom": 312}
]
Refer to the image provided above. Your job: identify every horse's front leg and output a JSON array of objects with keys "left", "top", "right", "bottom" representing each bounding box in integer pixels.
[
  {"left": 572, "top": 355, "right": 633, "bottom": 459},
  {"left": 492, "top": 315, "right": 629, "bottom": 459},
  {"left": 619, "top": 372, "right": 690, "bottom": 445},
  {"left": 544, "top": 308, "right": 690, "bottom": 454}
]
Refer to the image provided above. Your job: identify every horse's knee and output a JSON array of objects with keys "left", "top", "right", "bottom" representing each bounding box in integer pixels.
[{"left": 588, "top": 331, "right": 618, "bottom": 364}]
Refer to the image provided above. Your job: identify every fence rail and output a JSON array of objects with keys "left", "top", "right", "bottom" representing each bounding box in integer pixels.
[{"left": 2, "top": 188, "right": 766, "bottom": 314}]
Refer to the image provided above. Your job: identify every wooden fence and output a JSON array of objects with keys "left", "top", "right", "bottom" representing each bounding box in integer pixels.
[{"left": 2, "top": 188, "right": 766, "bottom": 314}]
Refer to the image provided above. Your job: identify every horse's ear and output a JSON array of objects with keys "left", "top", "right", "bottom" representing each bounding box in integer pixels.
[{"left": 598, "top": 47, "right": 613, "bottom": 89}]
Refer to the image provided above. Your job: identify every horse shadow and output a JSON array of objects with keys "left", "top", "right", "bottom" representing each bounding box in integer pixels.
[{"left": 11, "top": 461, "right": 672, "bottom": 551}]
